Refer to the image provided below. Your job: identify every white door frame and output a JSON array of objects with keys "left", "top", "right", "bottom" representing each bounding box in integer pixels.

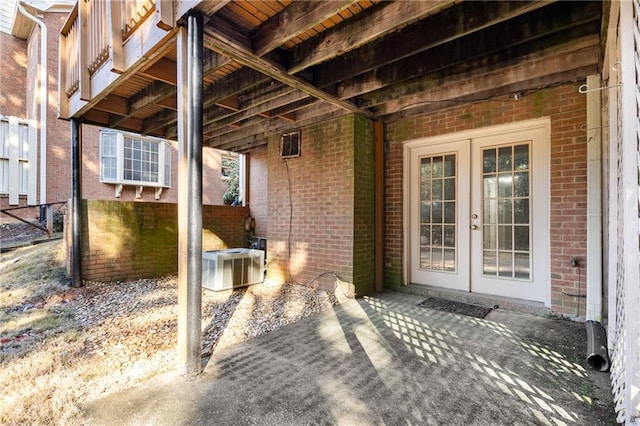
[{"left": 403, "top": 118, "right": 551, "bottom": 306}]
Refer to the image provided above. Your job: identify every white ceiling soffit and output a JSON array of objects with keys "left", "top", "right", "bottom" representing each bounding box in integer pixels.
[{"left": 10, "top": 0, "right": 75, "bottom": 39}]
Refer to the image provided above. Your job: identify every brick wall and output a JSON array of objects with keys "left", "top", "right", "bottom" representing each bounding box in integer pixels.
[
  {"left": 385, "top": 83, "right": 588, "bottom": 316},
  {"left": 67, "top": 200, "right": 249, "bottom": 282},
  {"left": 266, "top": 114, "right": 375, "bottom": 295},
  {"left": 43, "top": 13, "right": 73, "bottom": 205},
  {"left": 248, "top": 147, "right": 268, "bottom": 237},
  {"left": 0, "top": 32, "right": 27, "bottom": 117}
]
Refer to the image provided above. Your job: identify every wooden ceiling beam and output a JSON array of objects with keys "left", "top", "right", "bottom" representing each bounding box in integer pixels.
[
  {"left": 203, "top": 23, "right": 375, "bottom": 119},
  {"left": 205, "top": 91, "right": 309, "bottom": 133},
  {"left": 374, "top": 41, "right": 599, "bottom": 117},
  {"left": 266, "top": 98, "right": 315, "bottom": 119},
  {"left": 204, "top": 97, "right": 317, "bottom": 140},
  {"left": 141, "top": 108, "right": 175, "bottom": 135},
  {"left": 82, "top": 109, "right": 111, "bottom": 126},
  {"left": 176, "top": 0, "right": 230, "bottom": 20},
  {"left": 385, "top": 66, "right": 596, "bottom": 122},
  {"left": 208, "top": 102, "right": 344, "bottom": 152},
  {"left": 157, "top": 96, "right": 177, "bottom": 111},
  {"left": 93, "top": 94, "right": 129, "bottom": 116},
  {"left": 252, "top": 0, "right": 359, "bottom": 57},
  {"left": 202, "top": 68, "right": 272, "bottom": 109},
  {"left": 110, "top": 80, "right": 174, "bottom": 127},
  {"left": 204, "top": 84, "right": 295, "bottom": 125},
  {"left": 203, "top": 47, "right": 233, "bottom": 75},
  {"left": 129, "top": 80, "right": 175, "bottom": 113},
  {"left": 288, "top": 0, "right": 455, "bottom": 74},
  {"left": 165, "top": 75, "right": 284, "bottom": 138},
  {"left": 216, "top": 95, "right": 240, "bottom": 111},
  {"left": 140, "top": 57, "right": 177, "bottom": 86},
  {"left": 114, "top": 117, "right": 144, "bottom": 133},
  {"left": 349, "top": 24, "right": 601, "bottom": 106},
  {"left": 312, "top": 1, "right": 551, "bottom": 87}
]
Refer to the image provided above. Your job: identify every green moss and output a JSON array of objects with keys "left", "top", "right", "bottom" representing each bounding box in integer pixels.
[
  {"left": 393, "top": 120, "right": 409, "bottom": 141},
  {"left": 532, "top": 90, "right": 550, "bottom": 117},
  {"left": 384, "top": 266, "right": 404, "bottom": 288}
]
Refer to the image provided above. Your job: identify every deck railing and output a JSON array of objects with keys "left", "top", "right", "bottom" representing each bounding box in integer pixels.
[
  {"left": 123, "top": 0, "right": 157, "bottom": 38},
  {"left": 58, "top": 0, "right": 174, "bottom": 117},
  {"left": 87, "top": 0, "right": 109, "bottom": 74},
  {"left": 60, "top": 5, "right": 79, "bottom": 96}
]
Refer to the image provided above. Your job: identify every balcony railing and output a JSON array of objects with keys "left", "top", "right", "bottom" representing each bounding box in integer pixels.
[
  {"left": 123, "top": 0, "right": 156, "bottom": 38},
  {"left": 59, "top": 0, "right": 173, "bottom": 117},
  {"left": 61, "top": 6, "right": 79, "bottom": 97}
]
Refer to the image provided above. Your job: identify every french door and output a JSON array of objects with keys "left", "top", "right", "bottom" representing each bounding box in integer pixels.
[{"left": 405, "top": 120, "right": 550, "bottom": 303}]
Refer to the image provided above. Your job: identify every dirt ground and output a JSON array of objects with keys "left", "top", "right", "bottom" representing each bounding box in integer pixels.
[{"left": 0, "top": 221, "right": 52, "bottom": 251}]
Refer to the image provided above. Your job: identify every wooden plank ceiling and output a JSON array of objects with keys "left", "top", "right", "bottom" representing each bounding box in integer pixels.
[{"left": 87, "top": 0, "right": 603, "bottom": 153}]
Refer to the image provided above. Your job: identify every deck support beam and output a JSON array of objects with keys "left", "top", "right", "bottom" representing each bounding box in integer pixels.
[
  {"left": 374, "top": 120, "right": 384, "bottom": 293},
  {"left": 70, "top": 118, "right": 83, "bottom": 288},
  {"left": 176, "top": 12, "right": 204, "bottom": 377}
]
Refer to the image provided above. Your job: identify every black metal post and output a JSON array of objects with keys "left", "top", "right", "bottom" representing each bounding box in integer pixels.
[
  {"left": 70, "top": 118, "right": 82, "bottom": 287},
  {"left": 177, "top": 11, "right": 204, "bottom": 376}
]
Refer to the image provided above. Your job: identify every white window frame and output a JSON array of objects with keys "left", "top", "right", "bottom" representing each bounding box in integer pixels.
[
  {"left": 0, "top": 116, "right": 37, "bottom": 205},
  {"left": 100, "top": 129, "right": 171, "bottom": 199}
]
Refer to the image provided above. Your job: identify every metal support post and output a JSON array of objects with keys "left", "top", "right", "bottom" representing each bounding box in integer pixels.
[
  {"left": 70, "top": 118, "right": 82, "bottom": 287},
  {"left": 176, "top": 11, "right": 204, "bottom": 377}
]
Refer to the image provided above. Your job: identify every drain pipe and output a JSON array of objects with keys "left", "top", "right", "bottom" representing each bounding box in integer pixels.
[
  {"left": 584, "top": 75, "right": 609, "bottom": 371},
  {"left": 17, "top": 2, "right": 47, "bottom": 207}
]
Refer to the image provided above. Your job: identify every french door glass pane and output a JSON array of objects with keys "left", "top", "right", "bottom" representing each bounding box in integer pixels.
[
  {"left": 482, "top": 143, "right": 531, "bottom": 280},
  {"left": 420, "top": 153, "right": 457, "bottom": 272}
]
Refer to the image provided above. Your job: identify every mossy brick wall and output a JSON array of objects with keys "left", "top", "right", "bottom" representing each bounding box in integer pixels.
[
  {"left": 385, "top": 83, "right": 588, "bottom": 316},
  {"left": 71, "top": 200, "right": 248, "bottom": 282},
  {"left": 353, "top": 115, "right": 376, "bottom": 295},
  {"left": 266, "top": 114, "right": 375, "bottom": 295}
]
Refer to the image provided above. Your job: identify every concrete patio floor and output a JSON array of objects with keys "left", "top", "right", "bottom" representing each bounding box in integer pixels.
[{"left": 83, "top": 291, "right": 615, "bottom": 425}]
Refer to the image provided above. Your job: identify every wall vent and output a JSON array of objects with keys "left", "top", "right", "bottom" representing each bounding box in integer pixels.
[{"left": 280, "top": 131, "right": 300, "bottom": 158}]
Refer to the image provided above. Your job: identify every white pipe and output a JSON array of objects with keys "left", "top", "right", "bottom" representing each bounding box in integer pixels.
[
  {"left": 585, "top": 74, "right": 602, "bottom": 322},
  {"left": 17, "top": 2, "right": 47, "bottom": 206}
]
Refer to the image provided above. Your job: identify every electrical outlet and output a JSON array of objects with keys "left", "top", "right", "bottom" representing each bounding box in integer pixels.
[{"left": 570, "top": 257, "right": 578, "bottom": 267}]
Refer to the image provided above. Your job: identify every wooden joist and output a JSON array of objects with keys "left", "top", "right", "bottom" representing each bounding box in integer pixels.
[
  {"left": 203, "top": 23, "right": 375, "bottom": 119},
  {"left": 311, "top": 0, "right": 556, "bottom": 88},
  {"left": 287, "top": 0, "right": 455, "bottom": 74},
  {"left": 252, "top": 0, "right": 359, "bottom": 57}
]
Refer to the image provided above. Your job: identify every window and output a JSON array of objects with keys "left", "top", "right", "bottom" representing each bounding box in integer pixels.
[
  {"left": 100, "top": 130, "right": 171, "bottom": 193},
  {"left": 0, "top": 116, "right": 37, "bottom": 205}
]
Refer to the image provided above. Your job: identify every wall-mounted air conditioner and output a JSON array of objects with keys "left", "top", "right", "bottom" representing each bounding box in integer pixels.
[{"left": 202, "top": 249, "right": 265, "bottom": 291}]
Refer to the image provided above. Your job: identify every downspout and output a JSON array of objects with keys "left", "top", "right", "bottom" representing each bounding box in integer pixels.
[
  {"left": 17, "top": 2, "right": 47, "bottom": 206},
  {"left": 584, "top": 74, "right": 610, "bottom": 372}
]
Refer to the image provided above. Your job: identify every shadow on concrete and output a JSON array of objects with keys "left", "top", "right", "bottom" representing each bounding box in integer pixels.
[{"left": 82, "top": 291, "right": 615, "bottom": 425}]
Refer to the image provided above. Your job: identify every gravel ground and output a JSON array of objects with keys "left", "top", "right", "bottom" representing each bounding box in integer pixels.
[
  {"left": 73, "top": 277, "right": 342, "bottom": 402},
  {"left": 1, "top": 241, "right": 346, "bottom": 423}
]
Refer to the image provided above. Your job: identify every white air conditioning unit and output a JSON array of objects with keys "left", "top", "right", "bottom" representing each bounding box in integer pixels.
[{"left": 202, "top": 249, "right": 265, "bottom": 291}]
